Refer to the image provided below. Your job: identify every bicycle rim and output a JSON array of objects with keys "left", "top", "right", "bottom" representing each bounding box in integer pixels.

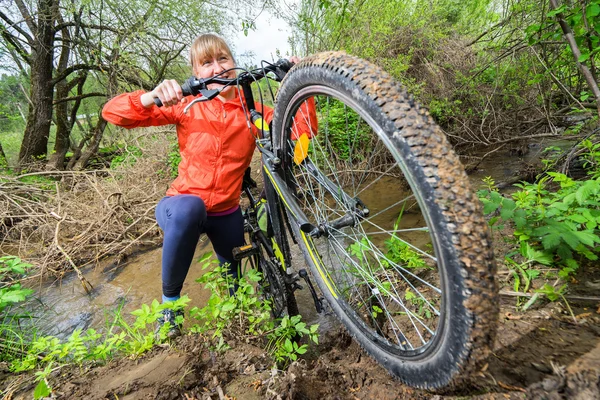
[{"left": 272, "top": 52, "right": 497, "bottom": 389}]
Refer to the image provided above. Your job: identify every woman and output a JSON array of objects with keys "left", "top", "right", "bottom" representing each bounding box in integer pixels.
[{"left": 102, "top": 34, "right": 316, "bottom": 338}]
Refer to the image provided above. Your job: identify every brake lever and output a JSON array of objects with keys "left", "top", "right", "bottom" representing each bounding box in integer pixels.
[
  {"left": 183, "top": 89, "right": 221, "bottom": 114},
  {"left": 273, "top": 59, "right": 294, "bottom": 81}
]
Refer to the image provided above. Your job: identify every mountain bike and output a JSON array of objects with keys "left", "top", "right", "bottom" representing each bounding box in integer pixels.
[{"left": 156, "top": 52, "right": 498, "bottom": 390}]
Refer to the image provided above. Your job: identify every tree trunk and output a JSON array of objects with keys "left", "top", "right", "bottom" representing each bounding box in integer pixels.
[
  {"left": 47, "top": 13, "right": 73, "bottom": 171},
  {"left": 48, "top": 82, "right": 71, "bottom": 170},
  {"left": 74, "top": 117, "right": 108, "bottom": 170},
  {"left": 17, "top": 0, "right": 57, "bottom": 168}
]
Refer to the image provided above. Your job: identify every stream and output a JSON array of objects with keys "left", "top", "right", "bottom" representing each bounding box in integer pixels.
[{"left": 20, "top": 137, "right": 575, "bottom": 340}]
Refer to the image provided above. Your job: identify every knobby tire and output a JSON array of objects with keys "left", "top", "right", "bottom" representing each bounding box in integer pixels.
[{"left": 271, "top": 52, "right": 498, "bottom": 390}]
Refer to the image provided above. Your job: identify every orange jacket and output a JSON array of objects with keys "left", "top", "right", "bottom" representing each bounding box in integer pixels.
[{"left": 102, "top": 89, "right": 317, "bottom": 212}]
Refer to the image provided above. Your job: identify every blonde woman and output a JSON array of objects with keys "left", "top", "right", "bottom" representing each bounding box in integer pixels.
[{"left": 103, "top": 34, "right": 316, "bottom": 337}]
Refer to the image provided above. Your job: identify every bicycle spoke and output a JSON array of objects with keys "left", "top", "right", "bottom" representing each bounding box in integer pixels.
[
  {"left": 272, "top": 52, "right": 497, "bottom": 390},
  {"left": 327, "top": 233, "right": 434, "bottom": 345},
  {"left": 328, "top": 225, "right": 441, "bottom": 314}
]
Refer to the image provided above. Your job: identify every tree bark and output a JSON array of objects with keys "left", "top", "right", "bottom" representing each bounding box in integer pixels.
[
  {"left": 17, "top": 0, "right": 57, "bottom": 168},
  {"left": 48, "top": 79, "right": 71, "bottom": 171},
  {"left": 73, "top": 117, "right": 108, "bottom": 170},
  {"left": 48, "top": 14, "right": 75, "bottom": 171}
]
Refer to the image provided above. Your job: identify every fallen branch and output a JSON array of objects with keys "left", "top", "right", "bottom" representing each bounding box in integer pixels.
[
  {"left": 54, "top": 214, "right": 94, "bottom": 295},
  {"left": 500, "top": 290, "right": 600, "bottom": 303}
]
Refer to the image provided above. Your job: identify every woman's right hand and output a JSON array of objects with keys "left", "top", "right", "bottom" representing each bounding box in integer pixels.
[{"left": 140, "top": 79, "right": 185, "bottom": 108}]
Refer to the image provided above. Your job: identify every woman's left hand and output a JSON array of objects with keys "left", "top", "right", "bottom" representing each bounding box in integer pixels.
[{"left": 289, "top": 56, "right": 301, "bottom": 65}]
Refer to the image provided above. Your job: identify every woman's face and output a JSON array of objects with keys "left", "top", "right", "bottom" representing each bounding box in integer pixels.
[{"left": 194, "top": 50, "right": 236, "bottom": 98}]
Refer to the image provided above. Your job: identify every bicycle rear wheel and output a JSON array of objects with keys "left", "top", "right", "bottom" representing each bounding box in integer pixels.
[
  {"left": 261, "top": 179, "right": 300, "bottom": 318},
  {"left": 271, "top": 52, "right": 497, "bottom": 389}
]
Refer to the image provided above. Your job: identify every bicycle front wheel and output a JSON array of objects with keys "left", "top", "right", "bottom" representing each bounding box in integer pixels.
[{"left": 271, "top": 52, "right": 497, "bottom": 389}]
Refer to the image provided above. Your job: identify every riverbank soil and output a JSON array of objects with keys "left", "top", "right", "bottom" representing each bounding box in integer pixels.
[
  {"left": 3, "top": 149, "right": 599, "bottom": 399},
  {"left": 4, "top": 289, "right": 599, "bottom": 399}
]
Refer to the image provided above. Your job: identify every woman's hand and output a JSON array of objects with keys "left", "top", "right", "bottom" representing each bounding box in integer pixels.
[
  {"left": 140, "top": 79, "right": 185, "bottom": 108},
  {"left": 288, "top": 56, "right": 301, "bottom": 65}
]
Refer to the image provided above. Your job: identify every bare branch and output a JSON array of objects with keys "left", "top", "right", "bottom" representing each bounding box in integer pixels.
[
  {"left": 53, "top": 92, "right": 106, "bottom": 105},
  {"left": 13, "top": 0, "right": 37, "bottom": 33},
  {"left": 0, "top": 9, "right": 34, "bottom": 45},
  {"left": 549, "top": 0, "right": 600, "bottom": 118}
]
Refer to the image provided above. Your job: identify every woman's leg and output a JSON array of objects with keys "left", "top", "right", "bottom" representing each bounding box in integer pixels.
[
  {"left": 205, "top": 208, "right": 245, "bottom": 281},
  {"left": 155, "top": 195, "right": 207, "bottom": 300}
]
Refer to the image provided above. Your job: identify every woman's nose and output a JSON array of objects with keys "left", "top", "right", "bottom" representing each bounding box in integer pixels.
[{"left": 212, "top": 60, "right": 225, "bottom": 72}]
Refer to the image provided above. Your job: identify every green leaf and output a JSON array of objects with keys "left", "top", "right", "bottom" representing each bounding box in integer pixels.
[
  {"left": 525, "top": 24, "right": 541, "bottom": 34},
  {"left": 550, "top": 202, "right": 569, "bottom": 211},
  {"left": 587, "top": 3, "right": 600, "bottom": 17},
  {"left": 525, "top": 269, "right": 541, "bottom": 280},
  {"left": 568, "top": 214, "right": 588, "bottom": 224},
  {"left": 579, "top": 52, "right": 591, "bottom": 63},
  {"left": 246, "top": 269, "right": 262, "bottom": 282},
  {"left": 489, "top": 191, "right": 503, "bottom": 204},
  {"left": 548, "top": 5, "right": 566, "bottom": 16},
  {"left": 575, "top": 183, "right": 593, "bottom": 204},
  {"left": 500, "top": 206, "right": 515, "bottom": 220},
  {"left": 221, "top": 301, "right": 236, "bottom": 313},
  {"left": 563, "top": 193, "right": 576, "bottom": 205},
  {"left": 541, "top": 232, "right": 562, "bottom": 249},
  {"left": 0, "top": 288, "right": 34, "bottom": 304},
  {"left": 511, "top": 270, "right": 521, "bottom": 292},
  {"left": 284, "top": 338, "right": 293, "bottom": 352},
  {"left": 513, "top": 209, "right": 528, "bottom": 229},
  {"left": 561, "top": 230, "right": 582, "bottom": 249},
  {"left": 34, "top": 379, "right": 51, "bottom": 399},
  {"left": 572, "top": 230, "right": 599, "bottom": 247},
  {"left": 197, "top": 252, "right": 213, "bottom": 263},
  {"left": 481, "top": 199, "right": 498, "bottom": 214}
]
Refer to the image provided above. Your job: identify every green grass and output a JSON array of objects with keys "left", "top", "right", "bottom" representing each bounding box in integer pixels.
[
  {"left": 1, "top": 125, "right": 60, "bottom": 169},
  {"left": 1, "top": 129, "right": 24, "bottom": 168}
]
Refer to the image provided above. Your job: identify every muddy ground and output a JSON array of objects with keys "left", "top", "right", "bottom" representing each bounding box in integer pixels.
[
  {"left": 4, "top": 282, "right": 599, "bottom": 400},
  {"left": 3, "top": 149, "right": 600, "bottom": 399}
]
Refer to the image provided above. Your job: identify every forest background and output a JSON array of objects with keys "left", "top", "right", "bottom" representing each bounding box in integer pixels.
[{"left": 0, "top": 0, "right": 599, "bottom": 397}]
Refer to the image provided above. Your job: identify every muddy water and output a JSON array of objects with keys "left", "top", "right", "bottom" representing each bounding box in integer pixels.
[
  {"left": 25, "top": 142, "right": 557, "bottom": 339},
  {"left": 26, "top": 238, "right": 214, "bottom": 339}
]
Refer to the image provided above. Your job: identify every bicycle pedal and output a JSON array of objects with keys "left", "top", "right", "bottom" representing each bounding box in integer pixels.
[{"left": 232, "top": 243, "right": 259, "bottom": 260}]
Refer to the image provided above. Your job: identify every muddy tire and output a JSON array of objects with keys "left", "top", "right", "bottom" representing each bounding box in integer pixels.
[{"left": 271, "top": 52, "right": 498, "bottom": 390}]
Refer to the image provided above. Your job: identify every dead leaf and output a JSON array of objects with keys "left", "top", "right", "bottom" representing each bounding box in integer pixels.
[
  {"left": 498, "top": 381, "right": 526, "bottom": 392},
  {"left": 504, "top": 312, "right": 522, "bottom": 320}
]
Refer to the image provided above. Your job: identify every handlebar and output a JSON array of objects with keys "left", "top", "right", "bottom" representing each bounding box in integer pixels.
[{"left": 153, "top": 58, "right": 294, "bottom": 107}]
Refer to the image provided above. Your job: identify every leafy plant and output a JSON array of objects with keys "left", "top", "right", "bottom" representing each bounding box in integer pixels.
[
  {"left": 315, "top": 98, "right": 373, "bottom": 161},
  {"left": 189, "top": 253, "right": 319, "bottom": 367},
  {"left": 405, "top": 288, "right": 433, "bottom": 319},
  {"left": 110, "top": 145, "right": 143, "bottom": 169},
  {"left": 267, "top": 315, "right": 318, "bottom": 368},
  {"left": 479, "top": 171, "right": 600, "bottom": 278},
  {"left": 0, "top": 256, "right": 34, "bottom": 314},
  {"left": 167, "top": 141, "right": 181, "bottom": 178}
]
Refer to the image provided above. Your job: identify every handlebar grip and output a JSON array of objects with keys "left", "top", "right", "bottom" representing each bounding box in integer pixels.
[
  {"left": 153, "top": 82, "right": 194, "bottom": 108},
  {"left": 276, "top": 58, "right": 294, "bottom": 72}
]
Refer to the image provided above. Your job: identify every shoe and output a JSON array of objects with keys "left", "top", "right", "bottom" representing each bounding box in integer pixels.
[{"left": 155, "top": 308, "right": 184, "bottom": 340}]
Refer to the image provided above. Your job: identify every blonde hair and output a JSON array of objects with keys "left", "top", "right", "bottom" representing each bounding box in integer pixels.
[{"left": 190, "top": 34, "right": 235, "bottom": 69}]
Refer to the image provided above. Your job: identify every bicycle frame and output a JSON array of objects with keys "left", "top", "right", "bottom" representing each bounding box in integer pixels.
[{"left": 170, "top": 60, "right": 342, "bottom": 314}]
